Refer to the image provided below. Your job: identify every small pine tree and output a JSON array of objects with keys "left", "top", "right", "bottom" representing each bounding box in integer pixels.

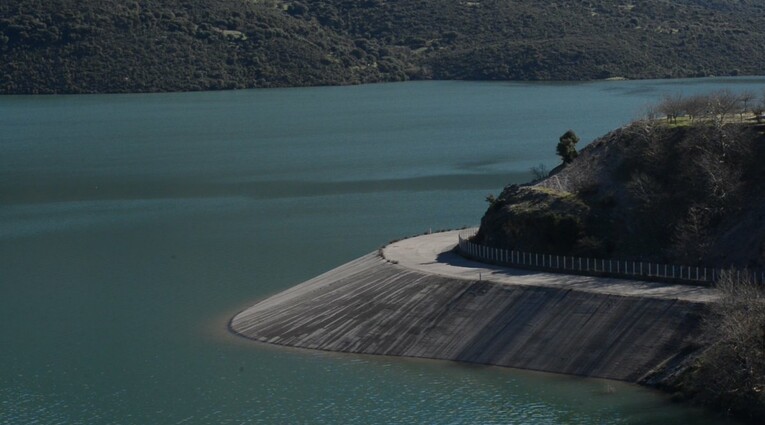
[{"left": 556, "top": 130, "right": 580, "bottom": 164}]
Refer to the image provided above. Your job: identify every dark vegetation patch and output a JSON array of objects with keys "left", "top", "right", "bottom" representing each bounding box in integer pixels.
[
  {"left": 475, "top": 91, "right": 765, "bottom": 268},
  {"left": 648, "top": 272, "right": 765, "bottom": 424},
  {"left": 3, "top": 0, "right": 765, "bottom": 93},
  {"left": 476, "top": 92, "right": 765, "bottom": 422}
]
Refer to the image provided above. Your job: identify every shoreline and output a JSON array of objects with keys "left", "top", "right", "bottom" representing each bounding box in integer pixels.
[{"left": 6, "top": 75, "right": 765, "bottom": 97}]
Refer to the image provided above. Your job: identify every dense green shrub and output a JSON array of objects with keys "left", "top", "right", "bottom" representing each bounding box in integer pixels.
[{"left": 556, "top": 130, "right": 580, "bottom": 164}]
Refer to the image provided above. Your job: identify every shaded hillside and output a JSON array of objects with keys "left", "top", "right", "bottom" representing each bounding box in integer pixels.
[
  {"left": 3, "top": 0, "right": 765, "bottom": 93},
  {"left": 474, "top": 93, "right": 765, "bottom": 423},
  {"left": 474, "top": 99, "right": 765, "bottom": 269},
  {"left": 0, "top": 0, "right": 404, "bottom": 93}
]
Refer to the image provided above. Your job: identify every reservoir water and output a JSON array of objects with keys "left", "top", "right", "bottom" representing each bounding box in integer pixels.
[{"left": 3, "top": 78, "right": 763, "bottom": 424}]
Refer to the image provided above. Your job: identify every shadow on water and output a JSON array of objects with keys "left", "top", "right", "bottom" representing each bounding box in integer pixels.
[{"left": 1, "top": 172, "right": 528, "bottom": 205}]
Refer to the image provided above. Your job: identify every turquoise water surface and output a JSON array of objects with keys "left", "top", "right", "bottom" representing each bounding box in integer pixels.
[{"left": 3, "top": 78, "right": 764, "bottom": 424}]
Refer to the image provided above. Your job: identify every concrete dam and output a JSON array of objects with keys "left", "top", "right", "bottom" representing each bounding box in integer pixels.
[{"left": 230, "top": 231, "right": 716, "bottom": 382}]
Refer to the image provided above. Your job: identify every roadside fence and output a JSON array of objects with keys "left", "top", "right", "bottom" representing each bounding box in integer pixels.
[{"left": 457, "top": 229, "right": 765, "bottom": 286}]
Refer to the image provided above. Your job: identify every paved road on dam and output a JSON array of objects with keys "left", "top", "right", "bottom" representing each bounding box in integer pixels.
[{"left": 383, "top": 230, "right": 718, "bottom": 303}]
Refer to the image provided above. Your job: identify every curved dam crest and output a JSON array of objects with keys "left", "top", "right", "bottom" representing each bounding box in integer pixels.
[{"left": 230, "top": 231, "right": 715, "bottom": 382}]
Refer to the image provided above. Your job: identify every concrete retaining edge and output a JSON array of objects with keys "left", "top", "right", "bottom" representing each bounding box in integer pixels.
[{"left": 230, "top": 233, "right": 709, "bottom": 382}]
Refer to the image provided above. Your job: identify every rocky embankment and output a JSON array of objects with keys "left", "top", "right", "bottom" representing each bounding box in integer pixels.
[{"left": 475, "top": 120, "right": 765, "bottom": 269}]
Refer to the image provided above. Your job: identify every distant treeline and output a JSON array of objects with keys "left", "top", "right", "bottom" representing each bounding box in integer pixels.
[{"left": 3, "top": 0, "right": 765, "bottom": 93}]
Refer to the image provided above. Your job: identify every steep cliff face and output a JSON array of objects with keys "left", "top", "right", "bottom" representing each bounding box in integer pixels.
[{"left": 475, "top": 121, "right": 765, "bottom": 268}]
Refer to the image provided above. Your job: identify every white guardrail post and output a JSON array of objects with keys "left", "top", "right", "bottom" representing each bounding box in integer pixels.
[{"left": 455, "top": 229, "right": 761, "bottom": 285}]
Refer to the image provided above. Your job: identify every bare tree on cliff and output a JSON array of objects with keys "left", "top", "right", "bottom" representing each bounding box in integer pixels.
[
  {"left": 688, "top": 272, "right": 765, "bottom": 420},
  {"left": 708, "top": 89, "right": 742, "bottom": 126},
  {"left": 684, "top": 94, "right": 708, "bottom": 122},
  {"left": 738, "top": 90, "right": 756, "bottom": 120},
  {"left": 658, "top": 93, "right": 685, "bottom": 123}
]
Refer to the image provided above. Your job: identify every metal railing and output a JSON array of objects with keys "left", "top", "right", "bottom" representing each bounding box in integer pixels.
[{"left": 457, "top": 229, "right": 765, "bottom": 285}]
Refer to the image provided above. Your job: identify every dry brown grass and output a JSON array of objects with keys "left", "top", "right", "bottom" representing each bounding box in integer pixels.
[{"left": 689, "top": 272, "right": 765, "bottom": 421}]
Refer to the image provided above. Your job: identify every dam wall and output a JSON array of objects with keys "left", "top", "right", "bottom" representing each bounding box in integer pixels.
[{"left": 230, "top": 240, "right": 709, "bottom": 382}]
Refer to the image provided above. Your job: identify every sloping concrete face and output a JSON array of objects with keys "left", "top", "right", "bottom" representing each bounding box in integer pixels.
[{"left": 230, "top": 253, "right": 705, "bottom": 382}]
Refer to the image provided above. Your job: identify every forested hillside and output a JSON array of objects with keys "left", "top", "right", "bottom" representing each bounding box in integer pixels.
[{"left": 3, "top": 0, "right": 765, "bottom": 93}]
